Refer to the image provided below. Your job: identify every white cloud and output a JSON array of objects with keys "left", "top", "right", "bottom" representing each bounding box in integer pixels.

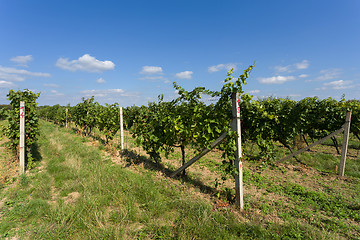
[
  {"left": 299, "top": 74, "right": 309, "bottom": 78},
  {"left": 0, "top": 80, "right": 16, "bottom": 88},
  {"left": 208, "top": 63, "right": 237, "bottom": 73},
  {"left": 248, "top": 89, "right": 260, "bottom": 94},
  {"left": 175, "top": 71, "right": 193, "bottom": 79},
  {"left": 138, "top": 67, "right": 169, "bottom": 82},
  {"left": 0, "top": 72, "right": 25, "bottom": 82},
  {"left": 317, "top": 69, "right": 341, "bottom": 81},
  {"left": 323, "top": 80, "right": 353, "bottom": 90},
  {"left": 56, "top": 54, "right": 115, "bottom": 72},
  {"left": 258, "top": 75, "right": 295, "bottom": 84},
  {"left": 10, "top": 55, "right": 33, "bottom": 67},
  {"left": 140, "top": 66, "right": 163, "bottom": 75},
  {"left": 295, "top": 60, "right": 309, "bottom": 70},
  {"left": 44, "top": 83, "right": 59, "bottom": 88},
  {"left": 96, "top": 78, "right": 106, "bottom": 84},
  {"left": 289, "top": 94, "right": 301, "bottom": 97},
  {"left": 0, "top": 66, "right": 50, "bottom": 84},
  {"left": 50, "top": 90, "right": 64, "bottom": 96},
  {"left": 275, "top": 60, "right": 309, "bottom": 73},
  {"left": 81, "top": 89, "right": 126, "bottom": 97},
  {"left": 274, "top": 65, "right": 291, "bottom": 72},
  {"left": 0, "top": 66, "right": 50, "bottom": 77},
  {"left": 139, "top": 76, "right": 165, "bottom": 81}
]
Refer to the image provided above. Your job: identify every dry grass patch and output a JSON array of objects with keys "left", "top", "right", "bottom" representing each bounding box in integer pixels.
[
  {"left": 64, "top": 191, "right": 81, "bottom": 204},
  {"left": 0, "top": 137, "right": 17, "bottom": 188}
]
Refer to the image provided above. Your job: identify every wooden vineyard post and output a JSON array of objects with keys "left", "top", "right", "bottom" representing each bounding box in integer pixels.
[
  {"left": 19, "top": 101, "right": 25, "bottom": 174},
  {"left": 120, "top": 107, "right": 124, "bottom": 152},
  {"left": 231, "top": 92, "right": 243, "bottom": 210},
  {"left": 86, "top": 98, "right": 90, "bottom": 136},
  {"left": 65, "top": 108, "right": 68, "bottom": 128},
  {"left": 339, "top": 111, "right": 352, "bottom": 176}
]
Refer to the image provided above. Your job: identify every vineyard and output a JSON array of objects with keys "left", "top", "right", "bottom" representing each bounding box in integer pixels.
[
  {"left": 36, "top": 66, "right": 360, "bottom": 177},
  {"left": 1, "top": 66, "right": 360, "bottom": 239}
]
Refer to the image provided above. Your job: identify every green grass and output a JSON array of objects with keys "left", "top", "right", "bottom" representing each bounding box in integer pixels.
[
  {"left": 1, "top": 120, "right": 359, "bottom": 239},
  {"left": 0, "top": 121, "right": 319, "bottom": 239}
]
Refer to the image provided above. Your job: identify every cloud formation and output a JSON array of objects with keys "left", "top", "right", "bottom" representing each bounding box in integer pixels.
[
  {"left": 249, "top": 89, "right": 260, "bottom": 94},
  {"left": 140, "top": 66, "right": 163, "bottom": 75},
  {"left": 289, "top": 94, "right": 301, "bottom": 97},
  {"left": 0, "top": 80, "right": 16, "bottom": 88},
  {"left": 295, "top": 60, "right": 309, "bottom": 70},
  {"left": 0, "top": 66, "right": 50, "bottom": 84},
  {"left": 208, "top": 63, "right": 237, "bottom": 73},
  {"left": 317, "top": 69, "right": 341, "bottom": 81},
  {"left": 0, "top": 66, "right": 50, "bottom": 77},
  {"left": 139, "top": 76, "right": 165, "bottom": 81},
  {"left": 175, "top": 71, "right": 193, "bottom": 79},
  {"left": 56, "top": 54, "right": 115, "bottom": 72},
  {"left": 0, "top": 72, "right": 25, "bottom": 82},
  {"left": 10, "top": 55, "right": 33, "bottom": 66},
  {"left": 275, "top": 60, "right": 309, "bottom": 73},
  {"left": 81, "top": 89, "right": 125, "bottom": 97},
  {"left": 323, "top": 80, "right": 353, "bottom": 90},
  {"left": 96, "top": 78, "right": 106, "bottom": 83},
  {"left": 50, "top": 90, "right": 64, "bottom": 96},
  {"left": 258, "top": 75, "right": 295, "bottom": 84},
  {"left": 298, "top": 74, "right": 309, "bottom": 78},
  {"left": 44, "top": 83, "right": 60, "bottom": 88}
]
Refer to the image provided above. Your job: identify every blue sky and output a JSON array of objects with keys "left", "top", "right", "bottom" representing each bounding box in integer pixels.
[{"left": 0, "top": 0, "right": 359, "bottom": 106}]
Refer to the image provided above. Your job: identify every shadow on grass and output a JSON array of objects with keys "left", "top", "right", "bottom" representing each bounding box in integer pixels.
[
  {"left": 68, "top": 126, "right": 108, "bottom": 145},
  {"left": 89, "top": 133, "right": 107, "bottom": 145},
  {"left": 120, "top": 149, "right": 217, "bottom": 196},
  {"left": 26, "top": 142, "right": 42, "bottom": 170},
  {"left": 78, "top": 127, "right": 109, "bottom": 145},
  {"left": 30, "top": 143, "right": 42, "bottom": 161}
]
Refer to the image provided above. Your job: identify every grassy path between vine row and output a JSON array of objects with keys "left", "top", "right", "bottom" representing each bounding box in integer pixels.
[{"left": 0, "top": 121, "right": 359, "bottom": 239}]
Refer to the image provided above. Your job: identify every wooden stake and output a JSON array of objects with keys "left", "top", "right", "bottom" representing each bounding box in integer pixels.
[
  {"left": 65, "top": 108, "right": 68, "bottom": 128},
  {"left": 120, "top": 107, "right": 124, "bottom": 152},
  {"left": 19, "top": 101, "right": 25, "bottom": 174},
  {"left": 231, "top": 92, "right": 243, "bottom": 210},
  {"left": 339, "top": 111, "right": 352, "bottom": 176},
  {"left": 277, "top": 127, "right": 345, "bottom": 164},
  {"left": 171, "top": 132, "right": 228, "bottom": 177},
  {"left": 86, "top": 99, "right": 90, "bottom": 136}
]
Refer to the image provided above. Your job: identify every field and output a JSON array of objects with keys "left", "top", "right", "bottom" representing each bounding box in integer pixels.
[{"left": 0, "top": 120, "right": 360, "bottom": 239}]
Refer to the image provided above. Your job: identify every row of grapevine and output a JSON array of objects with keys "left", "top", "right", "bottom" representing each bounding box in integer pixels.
[
  {"left": 1, "top": 89, "right": 40, "bottom": 170},
  {"left": 38, "top": 97, "right": 120, "bottom": 144},
  {"left": 37, "top": 66, "right": 254, "bottom": 179},
  {"left": 37, "top": 104, "right": 68, "bottom": 125},
  {"left": 123, "top": 70, "right": 359, "bottom": 167},
  {"left": 37, "top": 66, "right": 359, "bottom": 172},
  {"left": 35, "top": 67, "right": 359, "bottom": 207},
  {"left": 240, "top": 96, "right": 360, "bottom": 158},
  {"left": 123, "top": 66, "right": 255, "bottom": 177}
]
